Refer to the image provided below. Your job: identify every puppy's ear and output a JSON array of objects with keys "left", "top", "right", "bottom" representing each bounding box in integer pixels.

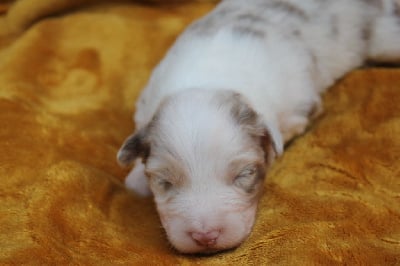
[
  {"left": 226, "top": 92, "right": 283, "bottom": 161},
  {"left": 260, "top": 124, "right": 283, "bottom": 165},
  {"left": 117, "top": 127, "right": 150, "bottom": 167}
]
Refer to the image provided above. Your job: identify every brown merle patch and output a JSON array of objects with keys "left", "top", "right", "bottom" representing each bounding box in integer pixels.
[
  {"left": 259, "top": 1, "right": 309, "bottom": 20},
  {"left": 232, "top": 25, "right": 266, "bottom": 38},
  {"left": 236, "top": 13, "right": 265, "bottom": 24},
  {"left": 359, "top": 0, "right": 383, "bottom": 9},
  {"left": 330, "top": 15, "right": 339, "bottom": 37},
  {"left": 361, "top": 23, "right": 372, "bottom": 41}
]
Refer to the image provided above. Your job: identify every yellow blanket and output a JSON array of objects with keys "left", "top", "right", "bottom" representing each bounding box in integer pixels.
[{"left": 1, "top": 1, "right": 399, "bottom": 264}]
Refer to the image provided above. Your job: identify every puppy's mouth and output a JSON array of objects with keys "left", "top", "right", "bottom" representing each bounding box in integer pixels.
[{"left": 171, "top": 232, "right": 249, "bottom": 254}]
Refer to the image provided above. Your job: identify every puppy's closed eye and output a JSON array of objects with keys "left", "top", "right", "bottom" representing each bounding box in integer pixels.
[
  {"left": 151, "top": 176, "right": 174, "bottom": 192},
  {"left": 233, "top": 165, "right": 263, "bottom": 193}
]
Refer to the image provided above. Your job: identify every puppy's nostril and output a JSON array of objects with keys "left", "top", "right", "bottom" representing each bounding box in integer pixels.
[{"left": 190, "top": 230, "right": 220, "bottom": 247}]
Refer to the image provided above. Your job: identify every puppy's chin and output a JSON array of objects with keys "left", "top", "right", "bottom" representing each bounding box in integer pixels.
[{"left": 157, "top": 202, "right": 258, "bottom": 254}]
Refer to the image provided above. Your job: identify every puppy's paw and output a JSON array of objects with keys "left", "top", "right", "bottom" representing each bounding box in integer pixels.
[{"left": 125, "top": 160, "right": 152, "bottom": 197}]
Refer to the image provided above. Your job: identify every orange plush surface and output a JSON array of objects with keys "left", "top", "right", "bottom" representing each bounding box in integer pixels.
[{"left": 0, "top": 1, "right": 399, "bottom": 264}]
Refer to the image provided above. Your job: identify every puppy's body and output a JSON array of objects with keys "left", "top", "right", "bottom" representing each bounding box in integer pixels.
[{"left": 118, "top": 0, "right": 400, "bottom": 254}]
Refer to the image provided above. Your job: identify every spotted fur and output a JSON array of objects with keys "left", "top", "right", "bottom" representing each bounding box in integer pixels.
[{"left": 118, "top": 0, "right": 400, "bottom": 254}]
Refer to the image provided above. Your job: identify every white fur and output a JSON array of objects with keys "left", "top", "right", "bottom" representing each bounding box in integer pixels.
[{"left": 119, "top": 0, "right": 400, "bottom": 253}]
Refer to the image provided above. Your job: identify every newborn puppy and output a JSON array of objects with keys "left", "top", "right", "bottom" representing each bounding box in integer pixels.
[{"left": 117, "top": 0, "right": 400, "bottom": 254}]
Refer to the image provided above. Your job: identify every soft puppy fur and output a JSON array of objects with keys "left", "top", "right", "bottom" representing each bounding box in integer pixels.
[{"left": 118, "top": 0, "right": 400, "bottom": 254}]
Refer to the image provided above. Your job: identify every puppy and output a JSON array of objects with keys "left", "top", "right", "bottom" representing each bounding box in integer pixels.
[{"left": 117, "top": 0, "right": 400, "bottom": 254}]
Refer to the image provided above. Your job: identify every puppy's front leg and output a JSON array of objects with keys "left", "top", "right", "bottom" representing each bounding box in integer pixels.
[{"left": 125, "top": 159, "right": 151, "bottom": 197}]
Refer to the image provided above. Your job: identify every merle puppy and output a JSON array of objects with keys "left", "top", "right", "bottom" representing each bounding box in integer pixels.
[{"left": 118, "top": 0, "right": 400, "bottom": 254}]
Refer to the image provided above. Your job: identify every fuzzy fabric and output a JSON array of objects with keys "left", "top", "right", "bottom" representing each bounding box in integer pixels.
[{"left": 0, "top": 1, "right": 399, "bottom": 264}]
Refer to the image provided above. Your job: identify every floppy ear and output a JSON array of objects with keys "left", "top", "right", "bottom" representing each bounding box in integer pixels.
[
  {"left": 227, "top": 91, "right": 283, "bottom": 161},
  {"left": 117, "top": 127, "right": 151, "bottom": 167},
  {"left": 260, "top": 124, "right": 283, "bottom": 165}
]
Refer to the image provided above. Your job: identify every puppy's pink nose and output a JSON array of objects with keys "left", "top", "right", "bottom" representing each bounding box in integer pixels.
[{"left": 191, "top": 230, "right": 220, "bottom": 247}]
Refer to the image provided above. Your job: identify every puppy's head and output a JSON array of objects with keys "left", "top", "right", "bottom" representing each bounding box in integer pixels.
[{"left": 118, "top": 89, "right": 280, "bottom": 253}]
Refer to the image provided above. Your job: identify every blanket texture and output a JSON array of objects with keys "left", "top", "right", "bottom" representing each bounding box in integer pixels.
[{"left": 0, "top": 0, "right": 399, "bottom": 264}]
